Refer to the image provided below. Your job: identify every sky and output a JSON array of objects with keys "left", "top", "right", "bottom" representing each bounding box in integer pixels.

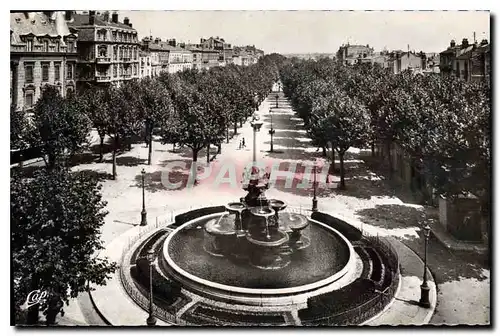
[{"left": 119, "top": 10, "right": 490, "bottom": 54}]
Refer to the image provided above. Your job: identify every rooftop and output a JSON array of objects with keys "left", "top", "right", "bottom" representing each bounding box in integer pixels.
[
  {"left": 70, "top": 12, "right": 135, "bottom": 30},
  {"left": 10, "top": 12, "right": 75, "bottom": 44}
]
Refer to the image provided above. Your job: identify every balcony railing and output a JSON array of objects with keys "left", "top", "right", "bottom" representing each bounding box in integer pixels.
[
  {"left": 96, "top": 75, "right": 111, "bottom": 82},
  {"left": 122, "top": 74, "right": 132, "bottom": 79},
  {"left": 96, "top": 57, "right": 112, "bottom": 63}
]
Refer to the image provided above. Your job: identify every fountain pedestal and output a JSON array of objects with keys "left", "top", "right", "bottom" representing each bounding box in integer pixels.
[
  {"left": 246, "top": 230, "right": 290, "bottom": 270},
  {"left": 204, "top": 216, "right": 237, "bottom": 257}
]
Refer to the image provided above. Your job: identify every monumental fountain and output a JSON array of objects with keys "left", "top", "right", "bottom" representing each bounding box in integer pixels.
[{"left": 121, "top": 109, "right": 400, "bottom": 325}]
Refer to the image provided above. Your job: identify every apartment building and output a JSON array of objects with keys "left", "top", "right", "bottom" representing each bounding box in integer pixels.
[
  {"left": 68, "top": 11, "right": 140, "bottom": 89},
  {"left": 10, "top": 11, "right": 78, "bottom": 111}
]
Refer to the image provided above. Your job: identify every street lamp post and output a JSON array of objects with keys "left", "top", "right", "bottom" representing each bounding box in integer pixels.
[
  {"left": 268, "top": 109, "right": 275, "bottom": 152},
  {"left": 419, "top": 224, "right": 431, "bottom": 308},
  {"left": 146, "top": 248, "right": 157, "bottom": 326},
  {"left": 312, "top": 163, "right": 318, "bottom": 212},
  {"left": 140, "top": 168, "right": 147, "bottom": 226},
  {"left": 251, "top": 115, "right": 263, "bottom": 163}
]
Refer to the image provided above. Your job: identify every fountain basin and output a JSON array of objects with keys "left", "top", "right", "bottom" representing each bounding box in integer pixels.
[{"left": 161, "top": 213, "right": 356, "bottom": 305}]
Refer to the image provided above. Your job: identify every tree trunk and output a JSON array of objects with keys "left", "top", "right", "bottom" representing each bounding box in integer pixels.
[
  {"left": 112, "top": 136, "right": 118, "bottom": 180},
  {"left": 371, "top": 140, "right": 375, "bottom": 157},
  {"left": 45, "top": 295, "right": 62, "bottom": 325},
  {"left": 148, "top": 126, "right": 153, "bottom": 165},
  {"left": 127, "top": 137, "right": 132, "bottom": 151},
  {"left": 99, "top": 135, "right": 105, "bottom": 162},
  {"left": 26, "top": 276, "right": 40, "bottom": 325},
  {"left": 172, "top": 142, "right": 175, "bottom": 151},
  {"left": 386, "top": 140, "right": 393, "bottom": 178},
  {"left": 234, "top": 120, "right": 238, "bottom": 135},
  {"left": 192, "top": 149, "right": 199, "bottom": 185},
  {"left": 47, "top": 153, "right": 56, "bottom": 170},
  {"left": 339, "top": 152, "right": 346, "bottom": 190},
  {"left": 226, "top": 126, "right": 229, "bottom": 144},
  {"left": 206, "top": 143, "right": 210, "bottom": 164},
  {"left": 322, "top": 146, "right": 327, "bottom": 157},
  {"left": 217, "top": 143, "right": 221, "bottom": 154},
  {"left": 331, "top": 143, "right": 336, "bottom": 172},
  {"left": 240, "top": 119, "right": 243, "bottom": 128}
]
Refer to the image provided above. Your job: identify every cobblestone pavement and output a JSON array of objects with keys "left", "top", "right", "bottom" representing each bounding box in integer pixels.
[{"left": 57, "top": 85, "right": 489, "bottom": 326}]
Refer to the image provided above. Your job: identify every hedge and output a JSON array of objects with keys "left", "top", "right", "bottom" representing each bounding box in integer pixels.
[
  {"left": 299, "top": 278, "right": 378, "bottom": 322},
  {"left": 192, "top": 305, "right": 285, "bottom": 325},
  {"left": 133, "top": 257, "right": 182, "bottom": 304},
  {"left": 311, "top": 212, "right": 362, "bottom": 241},
  {"left": 174, "top": 206, "right": 226, "bottom": 228}
]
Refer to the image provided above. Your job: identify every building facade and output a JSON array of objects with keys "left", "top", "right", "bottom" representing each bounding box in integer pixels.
[
  {"left": 68, "top": 11, "right": 140, "bottom": 89},
  {"left": 387, "top": 51, "right": 425, "bottom": 74},
  {"left": 439, "top": 38, "right": 490, "bottom": 82},
  {"left": 10, "top": 11, "right": 78, "bottom": 111},
  {"left": 139, "top": 51, "right": 152, "bottom": 78},
  {"left": 199, "top": 37, "right": 234, "bottom": 65},
  {"left": 336, "top": 44, "right": 374, "bottom": 65},
  {"left": 143, "top": 37, "right": 193, "bottom": 74}
]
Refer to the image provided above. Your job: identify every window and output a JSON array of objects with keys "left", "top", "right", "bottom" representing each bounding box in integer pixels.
[
  {"left": 66, "top": 63, "right": 73, "bottom": 79},
  {"left": 113, "top": 64, "right": 117, "bottom": 77},
  {"left": 67, "top": 41, "right": 75, "bottom": 53},
  {"left": 98, "top": 45, "right": 107, "bottom": 57},
  {"left": 25, "top": 64, "right": 34, "bottom": 83},
  {"left": 26, "top": 39, "right": 33, "bottom": 52},
  {"left": 112, "top": 31, "right": 117, "bottom": 41},
  {"left": 113, "top": 46, "right": 117, "bottom": 60},
  {"left": 43, "top": 40, "right": 49, "bottom": 52},
  {"left": 55, "top": 63, "right": 60, "bottom": 81},
  {"left": 25, "top": 91, "right": 34, "bottom": 109},
  {"left": 55, "top": 40, "right": 60, "bottom": 52},
  {"left": 456, "top": 62, "right": 460, "bottom": 77},
  {"left": 42, "top": 63, "right": 49, "bottom": 81}
]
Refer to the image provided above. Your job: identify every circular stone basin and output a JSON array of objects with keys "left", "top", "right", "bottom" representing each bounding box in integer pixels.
[
  {"left": 205, "top": 214, "right": 236, "bottom": 236},
  {"left": 268, "top": 199, "right": 287, "bottom": 212},
  {"left": 226, "top": 202, "right": 245, "bottom": 213},
  {"left": 163, "top": 213, "right": 354, "bottom": 296},
  {"left": 280, "top": 213, "right": 309, "bottom": 231},
  {"left": 246, "top": 229, "right": 288, "bottom": 246},
  {"left": 250, "top": 206, "right": 274, "bottom": 217}
]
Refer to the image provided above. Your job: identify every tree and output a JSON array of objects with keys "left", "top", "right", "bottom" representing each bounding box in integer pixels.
[
  {"left": 313, "top": 89, "right": 371, "bottom": 189},
  {"left": 11, "top": 104, "right": 29, "bottom": 151},
  {"left": 28, "top": 85, "right": 91, "bottom": 170},
  {"left": 11, "top": 168, "right": 116, "bottom": 325},
  {"left": 79, "top": 86, "right": 110, "bottom": 163},
  {"left": 130, "top": 78, "right": 174, "bottom": 165},
  {"left": 106, "top": 84, "right": 142, "bottom": 179}
]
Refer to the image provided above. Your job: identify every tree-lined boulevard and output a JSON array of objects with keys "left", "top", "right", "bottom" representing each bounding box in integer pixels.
[{"left": 10, "top": 54, "right": 490, "bottom": 326}]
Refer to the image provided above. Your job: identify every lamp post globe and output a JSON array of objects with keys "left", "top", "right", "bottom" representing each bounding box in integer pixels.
[{"left": 146, "top": 247, "right": 157, "bottom": 326}]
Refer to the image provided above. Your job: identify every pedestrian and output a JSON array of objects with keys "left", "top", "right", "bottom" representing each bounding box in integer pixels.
[{"left": 242, "top": 137, "right": 246, "bottom": 148}]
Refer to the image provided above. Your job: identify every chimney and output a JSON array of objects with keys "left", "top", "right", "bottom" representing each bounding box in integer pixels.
[
  {"left": 103, "top": 11, "right": 110, "bottom": 22},
  {"left": 200, "top": 38, "right": 205, "bottom": 43},
  {"left": 64, "top": 10, "right": 72, "bottom": 21},
  {"left": 450, "top": 39, "right": 456, "bottom": 48},
  {"left": 168, "top": 39, "right": 176, "bottom": 47},
  {"left": 112, "top": 12, "right": 118, "bottom": 23},
  {"left": 89, "top": 10, "right": 96, "bottom": 25},
  {"left": 480, "top": 39, "right": 488, "bottom": 46},
  {"left": 461, "top": 38, "right": 469, "bottom": 48},
  {"left": 124, "top": 17, "right": 130, "bottom": 26}
]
